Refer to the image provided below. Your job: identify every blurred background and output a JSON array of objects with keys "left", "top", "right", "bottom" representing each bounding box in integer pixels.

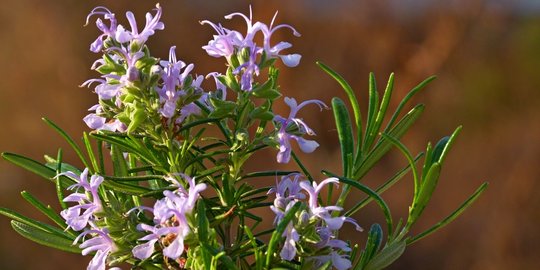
[{"left": 1, "top": 0, "right": 539, "bottom": 269}]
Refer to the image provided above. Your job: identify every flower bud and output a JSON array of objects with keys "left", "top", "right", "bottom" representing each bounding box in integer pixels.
[
  {"left": 127, "top": 107, "right": 146, "bottom": 133},
  {"left": 126, "top": 66, "right": 139, "bottom": 82},
  {"left": 298, "top": 210, "right": 310, "bottom": 227},
  {"left": 129, "top": 41, "right": 142, "bottom": 53},
  {"left": 274, "top": 197, "right": 288, "bottom": 210}
]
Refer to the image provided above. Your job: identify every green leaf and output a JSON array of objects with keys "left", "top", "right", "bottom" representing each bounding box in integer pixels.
[
  {"left": 42, "top": 118, "right": 91, "bottom": 171},
  {"left": 196, "top": 201, "right": 212, "bottom": 270},
  {"left": 332, "top": 97, "right": 354, "bottom": 177},
  {"left": 240, "top": 170, "right": 299, "bottom": 180},
  {"left": 432, "top": 126, "right": 462, "bottom": 165},
  {"left": 380, "top": 133, "right": 420, "bottom": 199},
  {"left": 346, "top": 153, "right": 423, "bottom": 217},
  {"left": 44, "top": 156, "right": 82, "bottom": 175},
  {"left": 355, "top": 104, "right": 424, "bottom": 179},
  {"left": 225, "top": 66, "right": 241, "bottom": 91},
  {"left": 408, "top": 163, "right": 441, "bottom": 228},
  {"left": 363, "top": 73, "right": 379, "bottom": 152},
  {"left": 83, "top": 132, "right": 100, "bottom": 173},
  {"left": 326, "top": 173, "right": 393, "bottom": 236},
  {"left": 364, "top": 240, "right": 406, "bottom": 270},
  {"left": 408, "top": 182, "right": 488, "bottom": 245},
  {"left": 54, "top": 149, "right": 68, "bottom": 210},
  {"left": 111, "top": 144, "right": 129, "bottom": 177},
  {"left": 317, "top": 62, "right": 363, "bottom": 155},
  {"left": 90, "top": 133, "right": 156, "bottom": 165},
  {"left": 102, "top": 180, "right": 152, "bottom": 196},
  {"left": 315, "top": 261, "right": 333, "bottom": 270},
  {"left": 10, "top": 221, "right": 80, "bottom": 254},
  {"left": 127, "top": 107, "right": 147, "bottom": 133},
  {"left": 358, "top": 224, "right": 383, "bottom": 269},
  {"left": 176, "top": 118, "right": 221, "bottom": 134},
  {"left": 209, "top": 98, "right": 236, "bottom": 118},
  {"left": 20, "top": 191, "right": 68, "bottom": 232},
  {"left": 103, "top": 174, "right": 164, "bottom": 182},
  {"left": 1, "top": 152, "right": 74, "bottom": 188},
  {"left": 243, "top": 225, "right": 264, "bottom": 270},
  {"left": 408, "top": 127, "right": 462, "bottom": 228},
  {"left": 384, "top": 76, "right": 436, "bottom": 131},
  {"left": 0, "top": 207, "right": 70, "bottom": 239},
  {"left": 250, "top": 107, "right": 275, "bottom": 121},
  {"left": 253, "top": 88, "right": 281, "bottom": 100},
  {"left": 364, "top": 73, "right": 394, "bottom": 153},
  {"left": 420, "top": 142, "right": 434, "bottom": 185}
]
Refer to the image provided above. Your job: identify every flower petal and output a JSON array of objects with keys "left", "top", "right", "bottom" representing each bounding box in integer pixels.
[
  {"left": 295, "top": 137, "right": 319, "bottom": 153},
  {"left": 132, "top": 239, "right": 158, "bottom": 260},
  {"left": 280, "top": 54, "right": 301, "bottom": 67}
]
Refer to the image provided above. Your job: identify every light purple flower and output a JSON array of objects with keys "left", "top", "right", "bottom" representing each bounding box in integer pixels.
[
  {"left": 270, "top": 174, "right": 361, "bottom": 266},
  {"left": 268, "top": 173, "right": 305, "bottom": 201},
  {"left": 81, "top": 79, "right": 122, "bottom": 101},
  {"left": 223, "top": 7, "right": 264, "bottom": 47},
  {"left": 83, "top": 105, "right": 126, "bottom": 132},
  {"left": 132, "top": 174, "right": 206, "bottom": 260},
  {"left": 206, "top": 72, "right": 227, "bottom": 100},
  {"left": 300, "top": 178, "right": 362, "bottom": 231},
  {"left": 234, "top": 45, "right": 260, "bottom": 91},
  {"left": 107, "top": 46, "right": 144, "bottom": 83},
  {"left": 58, "top": 168, "right": 103, "bottom": 231},
  {"left": 274, "top": 97, "right": 327, "bottom": 163},
  {"left": 75, "top": 228, "right": 117, "bottom": 270},
  {"left": 114, "top": 4, "right": 164, "bottom": 45},
  {"left": 310, "top": 251, "right": 352, "bottom": 270},
  {"left": 86, "top": 7, "right": 117, "bottom": 53},
  {"left": 280, "top": 222, "right": 300, "bottom": 261},
  {"left": 260, "top": 11, "right": 302, "bottom": 67},
  {"left": 156, "top": 46, "right": 196, "bottom": 119},
  {"left": 200, "top": 21, "right": 243, "bottom": 58},
  {"left": 269, "top": 173, "right": 306, "bottom": 225}
]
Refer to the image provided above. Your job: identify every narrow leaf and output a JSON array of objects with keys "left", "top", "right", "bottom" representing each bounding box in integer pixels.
[
  {"left": 11, "top": 220, "right": 80, "bottom": 254},
  {"left": 355, "top": 104, "right": 424, "bottom": 179},
  {"left": 384, "top": 76, "right": 436, "bottom": 131},
  {"left": 0, "top": 207, "right": 69, "bottom": 238},
  {"left": 408, "top": 163, "right": 441, "bottom": 228},
  {"left": 363, "top": 72, "right": 379, "bottom": 152},
  {"left": 365, "top": 73, "right": 394, "bottom": 152},
  {"left": 408, "top": 182, "right": 488, "bottom": 245},
  {"left": 42, "top": 118, "right": 91, "bottom": 170},
  {"left": 357, "top": 223, "right": 383, "bottom": 269},
  {"left": 20, "top": 191, "right": 67, "bottom": 231},
  {"left": 345, "top": 153, "right": 423, "bottom": 217},
  {"left": 1, "top": 152, "right": 73, "bottom": 188},
  {"left": 325, "top": 173, "right": 393, "bottom": 236},
  {"left": 317, "top": 62, "right": 363, "bottom": 154},
  {"left": 332, "top": 97, "right": 355, "bottom": 177},
  {"left": 364, "top": 240, "right": 406, "bottom": 270}
]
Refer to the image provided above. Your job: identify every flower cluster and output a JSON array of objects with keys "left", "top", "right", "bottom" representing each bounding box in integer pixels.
[
  {"left": 59, "top": 168, "right": 103, "bottom": 231},
  {"left": 83, "top": 4, "right": 163, "bottom": 132},
  {"left": 83, "top": 4, "right": 205, "bottom": 135},
  {"left": 270, "top": 174, "right": 362, "bottom": 270},
  {"left": 59, "top": 169, "right": 117, "bottom": 270},
  {"left": 202, "top": 7, "right": 301, "bottom": 91},
  {"left": 132, "top": 174, "right": 206, "bottom": 261},
  {"left": 274, "top": 97, "right": 328, "bottom": 163}
]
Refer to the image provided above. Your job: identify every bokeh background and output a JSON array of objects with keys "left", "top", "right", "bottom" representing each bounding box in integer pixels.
[{"left": 1, "top": 0, "right": 539, "bottom": 269}]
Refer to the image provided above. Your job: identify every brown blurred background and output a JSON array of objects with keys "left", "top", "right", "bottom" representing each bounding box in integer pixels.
[{"left": 1, "top": 0, "right": 539, "bottom": 269}]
